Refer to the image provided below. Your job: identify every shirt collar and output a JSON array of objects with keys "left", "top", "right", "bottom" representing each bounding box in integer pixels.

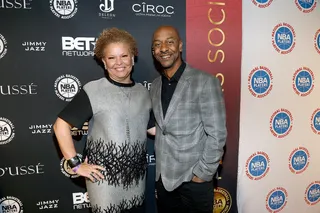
[{"left": 162, "top": 61, "right": 186, "bottom": 82}]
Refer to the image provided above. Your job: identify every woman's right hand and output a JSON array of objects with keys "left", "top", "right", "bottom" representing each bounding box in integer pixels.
[{"left": 75, "top": 158, "right": 105, "bottom": 182}]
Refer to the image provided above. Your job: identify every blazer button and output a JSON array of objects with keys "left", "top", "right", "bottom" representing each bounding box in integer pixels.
[{"left": 162, "top": 130, "right": 167, "bottom": 135}]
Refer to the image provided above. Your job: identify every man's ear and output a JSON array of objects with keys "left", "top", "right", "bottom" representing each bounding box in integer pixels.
[
  {"left": 132, "top": 57, "right": 135, "bottom": 66},
  {"left": 179, "top": 41, "right": 183, "bottom": 52}
]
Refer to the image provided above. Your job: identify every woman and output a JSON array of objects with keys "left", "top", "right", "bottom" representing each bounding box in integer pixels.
[{"left": 53, "top": 28, "right": 153, "bottom": 213}]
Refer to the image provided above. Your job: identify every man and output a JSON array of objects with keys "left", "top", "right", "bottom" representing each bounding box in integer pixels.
[{"left": 149, "top": 25, "right": 227, "bottom": 213}]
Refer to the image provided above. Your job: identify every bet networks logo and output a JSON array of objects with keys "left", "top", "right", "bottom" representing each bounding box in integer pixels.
[
  {"left": 132, "top": 2, "right": 174, "bottom": 17},
  {"left": 72, "top": 192, "right": 91, "bottom": 210},
  {"left": 61, "top": 36, "right": 96, "bottom": 57}
]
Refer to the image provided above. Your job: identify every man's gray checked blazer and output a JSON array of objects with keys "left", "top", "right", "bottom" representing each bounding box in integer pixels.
[{"left": 150, "top": 64, "right": 227, "bottom": 191}]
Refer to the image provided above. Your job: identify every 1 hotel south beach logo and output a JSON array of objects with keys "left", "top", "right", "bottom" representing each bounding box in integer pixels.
[{"left": 50, "top": 0, "right": 78, "bottom": 19}]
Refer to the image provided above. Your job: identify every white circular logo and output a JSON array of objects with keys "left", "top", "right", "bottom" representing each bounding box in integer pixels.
[
  {"left": 0, "top": 196, "right": 23, "bottom": 213},
  {"left": 50, "top": 0, "right": 78, "bottom": 19},
  {"left": 54, "top": 74, "right": 81, "bottom": 102},
  {"left": 60, "top": 153, "right": 82, "bottom": 178},
  {"left": 0, "top": 117, "right": 15, "bottom": 145},
  {"left": 0, "top": 34, "right": 8, "bottom": 59}
]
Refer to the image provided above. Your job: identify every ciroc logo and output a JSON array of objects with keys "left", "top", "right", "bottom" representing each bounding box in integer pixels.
[
  {"left": 99, "top": 0, "right": 116, "bottom": 19},
  {"left": 60, "top": 153, "right": 82, "bottom": 178},
  {"left": 0, "top": 196, "right": 23, "bottom": 213},
  {"left": 72, "top": 192, "right": 91, "bottom": 210},
  {"left": 213, "top": 187, "right": 231, "bottom": 213},
  {"left": 132, "top": 2, "right": 174, "bottom": 17},
  {"left": 50, "top": 0, "right": 78, "bottom": 19},
  {"left": 289, "top": 147, "right": 310, "bottom": 174},
  {"left": 0, "top": 117, "right": 15, "bottom": 145},
  {"left": 295, "top": 0, "right": 317, "bottom": 13},
  {"left": 305, "top": 181, "right": 320, "bottom": 205},
  {"left": 0, "top": 34, "right": 8, "bottom": 59},
  {"left": 314, "top": 29, "right": 320, "bottom": 54},
  {"left": 251, "top": 0, "right": 273, "bottom": 8},
  {"left": 270, "top": 109, "right": 293, "bottom": 138},
  {"left": 311, "top": 108, "right": 320, "bottom": 134},
  {"left": 292, "top": 67, "right": 314, "bottom": 97},
  {"left": 245, "top": 151, "right": 270, "bottom": 180},
  {"left": 54, "top": 74, "right": 81, "bottom": 102},
  {"left": 272, "top": 23, "right": 296, "bottom": 54},
  {"left": 248, "top": 66, "right": 273, "bottom": 98},
  {"left": 266, "top": 187, "right": 288, "bottom": 213}
]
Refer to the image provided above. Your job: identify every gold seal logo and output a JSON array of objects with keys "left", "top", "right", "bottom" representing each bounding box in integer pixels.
[{"left": 213, "top": 187, "right": 232, "bottom": 213}]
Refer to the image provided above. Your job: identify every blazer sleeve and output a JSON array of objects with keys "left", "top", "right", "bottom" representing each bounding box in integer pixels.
[{"left": 192, "top": 76, "right": 227, "bottom": 181}]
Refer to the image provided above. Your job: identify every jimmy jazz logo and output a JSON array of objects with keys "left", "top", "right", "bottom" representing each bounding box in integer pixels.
[
  {"left": 36, "top": 200, "right": 59, "bottom": 210},
  {"left": 0, "top": 83, "right": 37, "bottom": 95},
  {"left": 100, "top": 0, "right": 114, "bottom": 12},
  {"left": 29, "top": 124, "right": 52, "bottom": 134},
  {"left": 22, "top": 41, "right": 46, "bottom": 52},
  {"left": 0, "top": 0, "right": 32, "bottom": 9},
  {"left": 0, "top": 163, "right": 44, "bottom": 177}
]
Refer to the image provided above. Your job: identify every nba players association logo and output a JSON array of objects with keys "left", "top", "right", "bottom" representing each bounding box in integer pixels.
[
  {"left": 288, "top": 147, "right": 310, "bottom": 174},
  {"left": 0, "top": 33, "right": 8, "bottom": 59},
  {"left": 272, "top": 23, "right": 296, "bottom": 54},
  {"left": 292, "top": 67, "right": 314, "bottom": 97},
  {"left": 295, "top": 0, "right": 317, "bottom": 13},
  {"left": 245, "top": 151, "right": 270, "bottom": 180},
  {"left": 54, "top": 74, "right": 81, "bottom": 102},
  {"left": 305, "top": 181, "right": 320, "bottom": 205},
  {"left": 251, "top": 0, "right": 273, "bottom": 8},
  {"left": 248, "top": 66, "right": 273, "bottom": 98},
  {"left": 0, "top": 117, "right": 15, "bottom": 145},
  {"left": 0, "top": 196, "right": 23, "bottom": 213},
  {"left": 270, "top": 109, "right": 293, "bottom": 138},
  {"left": 266, "top": 187, "right": 288, "bottom": 212},
  {"left": 311, "top": 108, "right": 320, "bottom": 135},
  {"left": 50, "top": 0, "right": 78, "bottom": 19},
  {"left": 314, "top": 29, "right": 320, "bottom": 54}
]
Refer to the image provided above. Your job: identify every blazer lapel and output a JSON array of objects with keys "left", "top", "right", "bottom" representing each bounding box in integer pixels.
[
  {"left": 163, "top": 65, "right": 193, "bottom": 125},
  {"left": 153, "top": 78, "right": 164, "bottom": 128}
]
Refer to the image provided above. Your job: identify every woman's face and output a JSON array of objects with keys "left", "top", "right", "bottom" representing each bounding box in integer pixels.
[{"left": 102, "top": 42, "right": 134, "bottom": 83}]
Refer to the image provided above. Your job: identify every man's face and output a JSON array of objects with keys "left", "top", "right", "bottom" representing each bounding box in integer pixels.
[{"left": 152, "top": 27, "right": 182, "bottom": 70}]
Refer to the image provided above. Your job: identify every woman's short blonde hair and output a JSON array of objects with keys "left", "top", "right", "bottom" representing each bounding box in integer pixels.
[{"left": 94, "top": 28, "right": 138, "bottom": 60}]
